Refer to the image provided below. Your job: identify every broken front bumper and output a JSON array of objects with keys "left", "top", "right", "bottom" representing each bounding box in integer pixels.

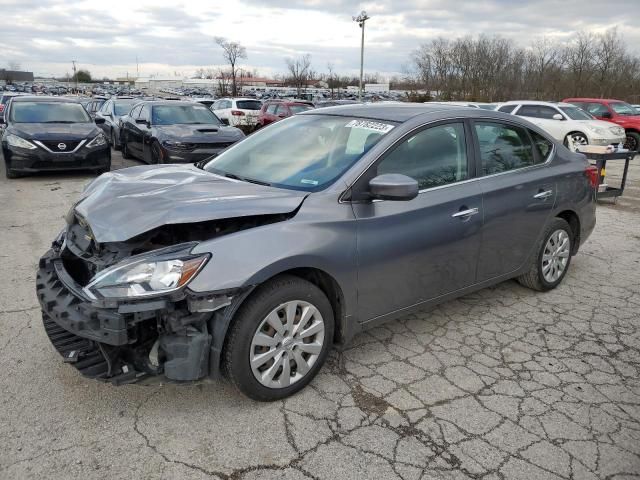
[{"left": 36, "top": 246, "right": 232, "bottom": 385}]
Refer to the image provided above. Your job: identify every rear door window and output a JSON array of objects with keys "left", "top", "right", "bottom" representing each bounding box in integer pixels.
[
  {"left": 474, "top": 122, "right": 535, "bottom": 175},
  {"left": 266, "top": 104, "right": 278, "bottom": 114},
  {"left": 236, "top": 100, "right": 262, "bottom": 110},
  {"left": 498, "top": 105, "right": 516, "bottom": 114}
]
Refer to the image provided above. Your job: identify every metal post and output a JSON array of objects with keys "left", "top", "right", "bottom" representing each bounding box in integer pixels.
[{"left": 353, "top": 11, "right": 370, "bottom": 103}]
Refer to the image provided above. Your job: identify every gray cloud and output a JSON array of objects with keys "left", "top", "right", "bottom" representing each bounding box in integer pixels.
[{"left": 0, "top": 0, "right": 637, "bottom": 79}]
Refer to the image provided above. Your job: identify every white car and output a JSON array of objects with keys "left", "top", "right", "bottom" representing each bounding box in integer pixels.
[
  {"left": 425, "top": 101, "right": 499, "bottom": 110},
  {"left": 211, "top": 98, "right": 262, "bottom": 127},
  {"left": 496, "top": 101, "right": 625, "bottom": 148}
]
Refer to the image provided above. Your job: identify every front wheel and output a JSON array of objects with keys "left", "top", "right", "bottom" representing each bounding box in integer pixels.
[
  {"left": 111, "top": 129, "right": 121, "bottom": 151},
  {"left": 624, "top": 131, "right": 640, "bottom": 151},
  {"left": 223, "top": 275, "right": 334, "bottom": 401},
  {"left": 564, "top": 132, "right": 588, "bottom": 150},
  {"left": 517, "top": 218, "right": 573, "bottom": 292},
  {"left": 122, "top": 134, "right": 133, "bottom": 159},
  {"left": 151, "top": 141, "right": 163, "bottom": 164}
]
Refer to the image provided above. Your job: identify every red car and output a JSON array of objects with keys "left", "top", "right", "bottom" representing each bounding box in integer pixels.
[
  {"left": 258, "top": 101, "right": 313, "bottom": 127},
  {"left": 563, "top": 98, "right": 640, "bottom": 151}
]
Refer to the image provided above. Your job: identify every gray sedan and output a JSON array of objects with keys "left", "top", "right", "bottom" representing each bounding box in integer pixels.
[{"left": 37, "top": 104, "right": 597, "bottom": 400}]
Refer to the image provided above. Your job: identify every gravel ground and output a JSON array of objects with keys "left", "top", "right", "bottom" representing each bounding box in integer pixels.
[{"left": 0, "top": 151, "right": 639, "bottom": 480}]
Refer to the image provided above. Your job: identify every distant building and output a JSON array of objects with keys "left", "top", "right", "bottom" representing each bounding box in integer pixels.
[{"left": 0, "top": 69, "right": 34, "bottom": 83}]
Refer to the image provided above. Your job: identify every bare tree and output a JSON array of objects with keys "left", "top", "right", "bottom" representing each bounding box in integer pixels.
[
  {"left": 285, "top": 54, "right": 312, "bottom": 97},
  {"left": 214, "top": 37, "right": 247, "bottom": 97}
]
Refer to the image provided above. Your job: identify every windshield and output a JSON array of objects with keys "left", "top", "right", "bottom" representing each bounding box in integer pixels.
[
  {"left": 559, "top": 106, "right": 594, "bottom": 120},
  {"left": 114, "top": 102, "right": 137, "bottom": 116},
  {"left": 236, "top": 100, "right": 262, "bottom": 110},
  {"left": 152, "top": 105, "right": 221, "bottom": 125},
  {"left": 610, "top": 102, "right": 637, "bottom": 116},
  {"left": 10, "top": 102, "right": 91, "bottom": 123},
  {"left": 290, "top": 104, "right": 313, "bottom": 114},
  {"left": 205, "top": 115, "right": 395, "bottom": 191}
]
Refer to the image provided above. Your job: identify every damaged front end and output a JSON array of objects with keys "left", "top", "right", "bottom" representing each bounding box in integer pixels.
[{"left": 36, "top": 217, "right": 243, "bottom": 385}]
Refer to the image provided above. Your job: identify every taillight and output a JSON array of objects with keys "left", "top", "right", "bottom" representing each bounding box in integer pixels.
[
  {"left": 0, "top": 105, "right": 4, "bottom": 113},
  {"left": 585, "top": 165, "right": 599, "bottom": 189},
  {"left": 231, "top": 110, "right": 245, "bottom": 116}
]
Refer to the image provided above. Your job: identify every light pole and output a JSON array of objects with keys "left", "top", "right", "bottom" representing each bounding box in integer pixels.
[{"left": 352, "top": 11, "right": 370, "bottom": 102}]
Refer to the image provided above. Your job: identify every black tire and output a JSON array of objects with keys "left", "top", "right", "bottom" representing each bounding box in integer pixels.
[
  {"left": 111, "top": 129, "right": 121, "bottom": 151},
  {"left": 5, "top": 162, "right": 19, "bottom": 179},
  {"left": 122, "top": 134, "right": 133, "bottom": 159},
  {"left": 517, "top": 217, "right": 573, "bottom": 292},
  {"left": 624, "top": 131, "right": 640, "bottom": 152},
  {"left": 151, "top": 141, "right": 163, "bottom": 164},
  {"left": 223, "top": 275, "right": 334, "bottom": 401}
]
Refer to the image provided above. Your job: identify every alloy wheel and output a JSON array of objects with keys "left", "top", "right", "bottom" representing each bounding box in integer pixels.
[
  {"left": 624, "top": 134, "right": 638, "bottom": 151},
  {"left": 542, "top": 229, "right": 570, "bottom": 283},
  {"left": 570, "top": 133, "right": 588, "bottom": 146},
  {"left": 249, "top": 300, "right": 325, "bottom": 389}
]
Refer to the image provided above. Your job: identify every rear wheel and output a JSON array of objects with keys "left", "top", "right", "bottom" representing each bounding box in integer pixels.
[
  {"left": 624, "top": 131, "right": 640, "bottom": 151},
  {"left": 517, "top": 218, "right": 573, "bottom": 292},
  {"left": 223, "top": 275, "right": 334, "bottom": 401}
]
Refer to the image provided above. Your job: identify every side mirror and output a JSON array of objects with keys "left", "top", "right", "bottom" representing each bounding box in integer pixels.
[
  {"left": 221, "top": 118, "right": 230, "bottom": 125},
  {"left": 369, "top": 174, "right": 419, "bottom": 201},
  {"left": 94, "top": 117, "right": 105, "bottom": 125},
  {"left": 135, "top": 118, "right": 148, "bottom": 126},
  {"left": 601, "top": 111, "right": 612, "bottom": 119},
  {"left": 277, "top": 112, "right": 287, "bottom": 118},
  {"left": 552, "top": 113, "right": 564, "bottom": 121}
]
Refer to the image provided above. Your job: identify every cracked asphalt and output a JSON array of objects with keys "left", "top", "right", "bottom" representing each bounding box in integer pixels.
[{"left": 1, "top": 152, "right": 639, "bottom": 479}]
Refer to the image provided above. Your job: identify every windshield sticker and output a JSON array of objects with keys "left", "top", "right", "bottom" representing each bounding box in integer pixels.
[
  {"left": 346, "top": 119, "right": 395, "bottom": 133},
  {"left": 301, "top": 179, "right": 319, "bottom": 186}
]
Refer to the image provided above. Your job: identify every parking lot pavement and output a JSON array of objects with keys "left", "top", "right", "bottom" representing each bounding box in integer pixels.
[{"left": 0, "top": 152, "right": 639, "bottom": 480}]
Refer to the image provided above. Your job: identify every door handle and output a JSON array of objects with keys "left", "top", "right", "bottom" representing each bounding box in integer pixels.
[
  {"left": 452, "top": 207, "right": 479, "bottom": 219},
  {"left": 533, "top": 190, "right": 553, "bottom": 200}
]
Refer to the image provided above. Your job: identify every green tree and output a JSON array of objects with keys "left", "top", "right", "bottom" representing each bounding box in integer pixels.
[{"left": 73, "top": 69, "right": 92, "bottom": 83}]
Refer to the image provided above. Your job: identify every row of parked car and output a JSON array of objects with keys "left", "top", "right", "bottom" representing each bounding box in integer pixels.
[
  {"left": 431, "top": 98, "right": 640, "bottom": 151},
  {"left": 2, "top": 92, "right": 639, "bottom": 179}
]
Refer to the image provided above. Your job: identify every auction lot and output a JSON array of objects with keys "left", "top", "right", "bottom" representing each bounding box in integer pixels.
[{"left": 1, "top": 151, "right": 639, "bottom": 479}]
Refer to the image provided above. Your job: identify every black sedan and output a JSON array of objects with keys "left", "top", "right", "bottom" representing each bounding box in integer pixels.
[
  {"left": 1, "top": 96, "right": 110, "bottom": 178},
  {"left": 121, "top": 101, "right": 244, "bottom": 164},
  {"left": 95, "top": 97, "right": 139, "bottom": 150}
]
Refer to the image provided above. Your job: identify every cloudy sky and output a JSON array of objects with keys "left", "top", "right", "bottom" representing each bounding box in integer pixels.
[{"left": 1, "top": 0, "right": 638, "bottom": 80}]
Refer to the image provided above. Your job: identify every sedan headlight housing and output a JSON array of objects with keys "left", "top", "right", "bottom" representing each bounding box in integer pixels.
[
  {"left": 586, "top": 125, "right": 606, "bottom": 136},
  {"left": 6, "top": 133, "right": 37, "bottom": 150},
  {"left": 86, "top": 133, "right": 107, "bottom": 148},
  {"left": 83, "top": 244, "right": 209, "bottom": 299},
  {"left": 610, "top": 126, "right": 625, "bottom": 136}
]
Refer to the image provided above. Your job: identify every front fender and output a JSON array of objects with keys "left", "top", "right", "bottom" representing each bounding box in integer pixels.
[{"left": 188, "top": 193, "right": 358, "bottom": 319}]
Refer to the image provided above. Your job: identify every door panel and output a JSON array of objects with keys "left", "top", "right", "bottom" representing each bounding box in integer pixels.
[
  {"left": 352, "top": 121, "right": 483, "bottom": 322},
  {"left": 473, "top": 121, "right": 556, "bottom": 281},
  {"left": 353, "top": 184, "right": 483, "bottom": 321}
]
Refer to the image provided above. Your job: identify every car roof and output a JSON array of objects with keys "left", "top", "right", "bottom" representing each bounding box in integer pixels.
[
  {"left": 563, "top": 98, "right": 626, "bottom": 103},
  {"left": 135, "top": 100, "right": 205, "bottom": 107},
  {"left": 11, "top": 95, "right": 87, "bottom": 103},
  {"left": 299, "top": 102, "right": 470, "bottom": 123},
  {"left": 501, "top": 100, "right": 576, "bottom": 108}
]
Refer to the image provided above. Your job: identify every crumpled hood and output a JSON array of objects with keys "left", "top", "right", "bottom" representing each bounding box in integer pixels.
[
  {"left": 155, "top": 124, "right": 244, "bottom": 143},
  {"left": 73, "top": 164, "right": 308, "bottom": 243},
  {"left": 10, "top": 123, "right": 100, "bottom": 141}
]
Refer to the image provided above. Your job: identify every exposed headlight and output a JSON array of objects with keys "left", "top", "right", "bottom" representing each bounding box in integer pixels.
[
  {"left": 84, "top": 244, "right": 209, "bottom": 299},
  {"left": 587, "top": 126, "right": 606, "bottom": 135},
  {"left": 86, "top": 133, "right": 107, "bottom": 148},
  {"left": 162, "top": 140, "right": 195, "bottom": 150},
  {"left": 5, "top": 133, "right": 37, "bottom": 150}
]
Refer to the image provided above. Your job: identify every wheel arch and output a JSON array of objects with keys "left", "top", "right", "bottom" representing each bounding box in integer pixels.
[{"left": 555, "top": 209, "right": 581, "bottom": 255}]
